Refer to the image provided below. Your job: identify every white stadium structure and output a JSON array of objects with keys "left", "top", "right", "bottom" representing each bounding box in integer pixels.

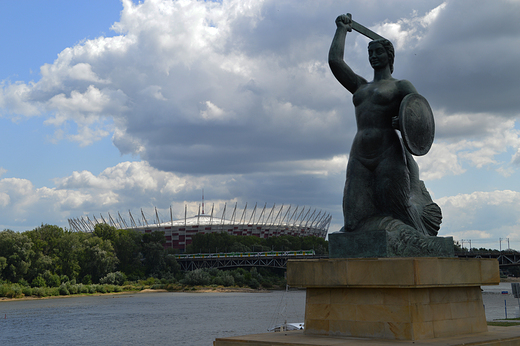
[{"left": 68, "top": 203, "right": 331, "bottom": 251}]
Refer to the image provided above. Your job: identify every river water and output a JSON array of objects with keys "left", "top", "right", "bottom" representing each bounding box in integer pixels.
[
  {"left": 0, "top": 284, "right": 518, "bottom": 345},
  {"left": 0, "top": 290, "right": 305, "bottom": 346}
]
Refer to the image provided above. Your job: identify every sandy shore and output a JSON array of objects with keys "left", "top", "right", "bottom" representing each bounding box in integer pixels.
[{"left": 0, "top": 286, "right": 270, "bottom": 302}]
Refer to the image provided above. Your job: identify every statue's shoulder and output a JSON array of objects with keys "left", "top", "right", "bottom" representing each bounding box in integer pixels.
[{"left": 396, "top": 79, "right": 418, "bottom": 95}]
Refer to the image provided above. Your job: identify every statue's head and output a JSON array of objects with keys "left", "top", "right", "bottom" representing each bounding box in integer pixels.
[{"left": 368, "top": 39, "right": 394, "bottom": 74}]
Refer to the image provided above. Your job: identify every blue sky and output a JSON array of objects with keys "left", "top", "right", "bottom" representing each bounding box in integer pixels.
[
  {"left": 2, "top": 0, "right": 520, "bottom": 251},
  {"left": 0, "top": 1, "right": 132, "bottom": 187}
]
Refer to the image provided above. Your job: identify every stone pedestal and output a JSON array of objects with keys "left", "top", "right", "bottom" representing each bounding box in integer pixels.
[
  {"left": 214, "top": 257, "right": 517, "bottom": 346},
  {"left": 328, "top": 230, "right": 454, "bottom": 258},
  {"left": 287, "top": 258, "right": 498, "bottom": 340}
]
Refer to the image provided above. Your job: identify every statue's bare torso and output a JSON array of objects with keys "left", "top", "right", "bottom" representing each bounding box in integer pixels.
[{"left": 352, "top": 79, "right": 412, "bottom": 168}]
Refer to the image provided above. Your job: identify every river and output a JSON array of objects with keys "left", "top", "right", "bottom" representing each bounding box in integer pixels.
[
  {"left": 0, "top": 290, "right": 305, "bottom": 346},
  {"left": 0, "top": 284, "right": 518, "bottom": 345}
]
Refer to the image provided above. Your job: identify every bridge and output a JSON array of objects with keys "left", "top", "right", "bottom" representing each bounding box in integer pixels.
[
  {"left": 174, "top": 250, "right": 326, "bottom": 271},
  {"left": 455, "top": 251, "right": 520, "bottom": 267},
  {"left": 174, "top": 251, "right": 520, "bottom": 271}
]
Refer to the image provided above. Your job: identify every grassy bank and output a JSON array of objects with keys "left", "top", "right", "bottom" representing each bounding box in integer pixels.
[{"left": 0, "top": 280, "right": 278, "bottom": 301}]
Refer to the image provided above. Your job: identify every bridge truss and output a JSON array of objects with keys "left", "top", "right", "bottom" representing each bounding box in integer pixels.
[
  {"left": 455, "top": 252, "right": 520, "bottom": 267},
  {"left": 176, "top": 255, "right": 327, "bottom": 271}
]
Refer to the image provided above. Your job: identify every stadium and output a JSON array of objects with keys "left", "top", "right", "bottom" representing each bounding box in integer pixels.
[{"left": 68, "top": 203, "right": 331, "bottom": 251}]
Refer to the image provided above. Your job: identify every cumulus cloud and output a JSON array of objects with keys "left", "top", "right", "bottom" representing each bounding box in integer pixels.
[
  {"left": 2, "top": 0, "right": 519, "bottom": 178},
  {"left": 437, "top": 190, "right": 520, "bottom": 246},
  {"left": 0, "top": 162, "right": 203, "bottom": 230},
  {"left": 417, "top": 112, "right": 520, "bottom": 180},
  {"left": 2, "top": 0, "right": 520, "bottom": 245},
  {"left": 0, "top": 160, "right": 340, "bottom": 231}
]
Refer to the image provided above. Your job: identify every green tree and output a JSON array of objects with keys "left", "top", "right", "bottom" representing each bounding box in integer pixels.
[
  {"left": 56, "top": 231, "right": 83, "bottom": 280},
  {"left": 112, "top": 229, "right": 144, "bottom": 278},
  {"left": 0, "top": 256, "right": 7, "bottom": 279},
  {"left": 25, "top": 224, "right": 64, "bottom": 255},
  {"left": 0, "top": 230, "right": 34, "bottom": 282},
  {"left": 27, "top": 253, "right": 55, "bottom": 284},
  {"left": 93, "top": 223, "right": 118, "bottom": 243},
  {"left": 79, "top": 236, "right": 118, "bottom": 283},
  {"left": 31, "top": 275, "right": 46, "bottom": 287},
  {"left": 25, "top": 225, "right": 85, "bottom": 282},
  {"left": 141, "top": 231, "right": 169, "bottom": 277}
]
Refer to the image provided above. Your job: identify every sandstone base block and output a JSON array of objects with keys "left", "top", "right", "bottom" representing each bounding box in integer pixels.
[
  {"left": 287, "top": 258, "right": 498, "bottom": 340},
  {"left": 214, "top": 257, "right": 512, "bottom": 345},
  {"left": 214, "top": 328, "right": 520, "bottom": 346}
]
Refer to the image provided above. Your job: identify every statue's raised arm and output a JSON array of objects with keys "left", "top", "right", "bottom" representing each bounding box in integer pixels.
[{"left": 328, "top": 14, "right": 367, "bottom": 94}]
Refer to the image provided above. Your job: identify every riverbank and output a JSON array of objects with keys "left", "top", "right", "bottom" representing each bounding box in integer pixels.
[{"left": 0, "top": 285, "right": 271, "bottom": 302}]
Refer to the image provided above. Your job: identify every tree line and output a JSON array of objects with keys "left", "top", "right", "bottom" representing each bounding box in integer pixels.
[
  {"left": 0, "top": 224, "right": 179, "bottom": 286},
  {"left": 187, "top": 232, "right": 328, "bottom": 255},
  {"left": 1, "top": 224, "right": 326, "bottom": 290}
]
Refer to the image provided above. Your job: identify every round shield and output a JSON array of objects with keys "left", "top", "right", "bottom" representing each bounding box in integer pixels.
[{"left": 398, "top": 93, "right": 435, "bottom": 156}]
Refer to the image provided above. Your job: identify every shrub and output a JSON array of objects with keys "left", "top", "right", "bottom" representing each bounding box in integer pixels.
[
  {"left": 22, "top": 286, "right": 33, "bottom": 296},
  {"left": 48, "top": 287, "right": 59, "bottom": 296},
  {"left": 250, "top": 268, "right": 262, "bottom": 282},
  {"left": 78, "top": 284, "right": 89, "bottom": 294},
  {"left": 207, "top": 268, "right": 219, "bottom": 277},
  {"left": 160, "top": 273, "right": 177, "bottom": 284},
  {"left": 88, "top": 285, "right": 97, "bottom": 294},
  {"left": 212, "top": 277, "right": 224, "bottom": 286},
  {"left": 4, "top": 284, "right": 23, "bottom": 298},
  {"left": 59, "top": 283, "right": 70, "bottom": 295},
  {"left": 96, "top": 285, "right": 106, "bottom": 293},
  {"left": 18, "top": 279, "right": 30, "bottom": 287},
  {"left": 82, "top": 275, "right": 92, "bottom": 285},
  {"left": 31, "top": 275, "right": 46, "bottom": 288},
  {"left": 248, "top": 278, "right": 260, "bottom": 289},
  {"left": 32, "top": 287, "right": 47, "bottom": 297},
  {"left": 104, "top": 285, "right": 115, "bottom": 293},
  {"left": 100, "top": 272, "right": 127, "bottom": 286},
  {"left": 46, "top": 273, "right": 61, "bottom": 288},
  {"left": 215, "top": 271, "right": 235, "bottom": 287},
  {"left": 231, "top": 270, "right": 245, "bottom": 287},
  {"left": 0, "top": 284, "right": 8, "bottom": 297},
  {"left": 260, "top": 280, "right": 273, "bottom": 289},
  {"left": 181, "top": 269, "right": 211, "bottom": 286},
  {"left": 121, "top": 285, "right": 135, "bottom": 291},
  {"left": 68, "top": 284, "right": 78, "bottom": 295},
  {"left": 142, "top": 277, "right": 156, "bottom": 286}
]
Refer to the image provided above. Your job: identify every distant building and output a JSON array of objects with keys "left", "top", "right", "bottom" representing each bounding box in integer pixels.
[{"left": 68, "top": 203, "right": 331, "bottom": 251}]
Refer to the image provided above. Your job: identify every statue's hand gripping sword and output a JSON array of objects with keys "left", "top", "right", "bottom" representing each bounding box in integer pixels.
[{"left": 346, "top": 13, "right": 386, "bottom": 41}]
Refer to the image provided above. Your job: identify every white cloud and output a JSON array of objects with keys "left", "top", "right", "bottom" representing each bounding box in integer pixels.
[
  {"left": 437, "top": 190, "right": 520, "bottom": 243},
  {"left": 417, "top": 111, "right": 520, "bottom": 180},
  {"left": 0, "top": 192, "right": 9, "bottom": 207},
  {"left": 373, "top": 2, "right": 448, "bottom": 50},
  {"left": 200, "top": 101, "right": 232, "bottom": 121},
  {"left": 2, "top": 0, "right": 519, "bottom": 179},
  {"left": 2, "top": 0, "right": 520, "bottom": 248}
]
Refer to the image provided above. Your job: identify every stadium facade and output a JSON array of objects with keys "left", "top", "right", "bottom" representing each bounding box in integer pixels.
[{"left": 68, "top": 203, "right": 331, "bottom": 251}]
